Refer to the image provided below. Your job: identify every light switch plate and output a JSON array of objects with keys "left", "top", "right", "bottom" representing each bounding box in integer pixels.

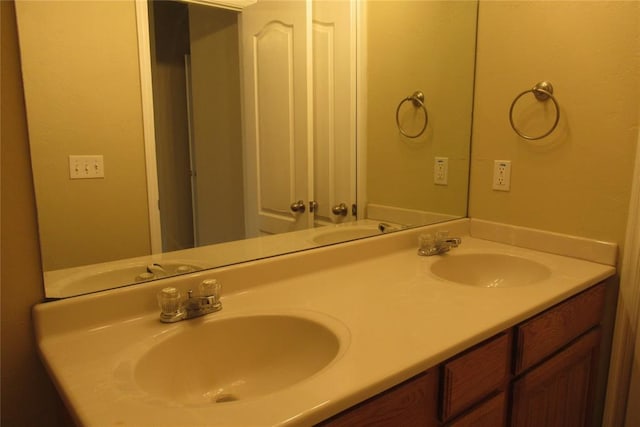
[{"left": 69, "top": 155, "right": 104, "bottom": 179}]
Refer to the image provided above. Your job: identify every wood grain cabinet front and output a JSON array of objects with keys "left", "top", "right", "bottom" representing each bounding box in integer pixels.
[
  {"left": 514, "top": 283, "right": 606, "bottom": 375},
  {"left": 511, "top": 328, "right": 602, "bottom": 427},
  {"left": 441, "top": 332, "right": 511, "bottom": 422},
  {"left": 317, "top": 369, "right": 439, "bottom": 427},
  {"left": 317, "top": 282, "right": 607, "bottom": 427},
  {"left": 446, "top": 392, "right": 507, "bottom": 427}
]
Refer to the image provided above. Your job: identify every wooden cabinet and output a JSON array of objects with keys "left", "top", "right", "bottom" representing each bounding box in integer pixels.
[
  {"left": 441, "top": 332, "right": 511, "bottom": 423},
  {"left": 318, "top": 369, "right": 439, "bottom": 427},
  {"left": 514, "top": 284, "right": 606, "bottom": 374},
  {"left": 318, "top": 283, "right": 607, "bottom": 427},
  {"left": 511, "top": 284, "right": 606, "bottom": 427},
  {"left": 511, "top": 329, "right": 601, "bottom": 427},
  {"left": 447, "top": 392, "right": 507, "bottom": 427}
]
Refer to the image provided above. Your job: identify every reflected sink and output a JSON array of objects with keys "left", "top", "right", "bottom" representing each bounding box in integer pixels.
[
  {"left": 134, "top": 314, "right": 344, "bottom": 405},
  {"left": 430, "top": 253, "right": 551, "bottom": 287},
  {"left": 48, "top": 261, "right": 205, "bottom": 298}
]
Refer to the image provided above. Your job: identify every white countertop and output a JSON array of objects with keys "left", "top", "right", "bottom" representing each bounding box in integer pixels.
[{"left": 33, "top": 219, "right": 616, "bottom": 426}]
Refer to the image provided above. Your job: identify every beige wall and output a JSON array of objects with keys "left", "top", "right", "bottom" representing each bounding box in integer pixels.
[
  {"left": 1, "top": 1, "right": 71, "bottom": 425},
  {"left": 366, "top": 1, "right": 477, "bottom": 217},
  {"left": 189, "top": 5, "right": 245, "bottom": 245},
  {"left": 15, "top": 1, "right": 151, "bottom": 271},
  {"left": 470, "top": 1, "right": 640, "bottom": 246}
]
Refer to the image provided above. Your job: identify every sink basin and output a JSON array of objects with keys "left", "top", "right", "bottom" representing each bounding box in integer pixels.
[
  {"left": 430, "top": 253, "right": 551, "bottom": 287},
  {"left": 133, "top": 314, "right": 344, "bottom": 405}
]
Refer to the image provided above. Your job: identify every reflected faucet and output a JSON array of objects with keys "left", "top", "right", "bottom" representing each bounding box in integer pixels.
[
  {"left": 378, "top": 223, "right": 404, "bottom": 233},
  {"left": 147, "top": 263, "right": 168, "bottom": 277},
  {"left": 418, "top": 231, "right": 462, "bottom": 256},
  {"left": 157, "top": 279, "right": 222, "bottom": 323}
]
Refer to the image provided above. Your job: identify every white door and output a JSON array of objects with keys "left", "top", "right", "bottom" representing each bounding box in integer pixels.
[
  {"left": 241, "top": 0, "right": 313, "bottom": 236},
  {"left": 312, "top": 0, "right": 357, "bottom": 225}
]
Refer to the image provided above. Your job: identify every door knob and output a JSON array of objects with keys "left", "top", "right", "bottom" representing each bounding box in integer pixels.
[
  {"left": 290, "top": 200, "right": 306, "bottom": 213},
  {"left": 331, "top": 203, "right": 348, "bottom": 216}
]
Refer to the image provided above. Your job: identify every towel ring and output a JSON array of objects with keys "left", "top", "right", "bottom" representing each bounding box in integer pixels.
[
  {"left": 509, "top": 81, "right": 560, "bottom": 140},
  {"left": 396, "top": 91, "right": 428, "bottom": 138}
]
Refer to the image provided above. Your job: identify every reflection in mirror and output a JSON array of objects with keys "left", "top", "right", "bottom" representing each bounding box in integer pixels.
[{"left": 15, "top": 0, "right": 477, "bottom": 299}]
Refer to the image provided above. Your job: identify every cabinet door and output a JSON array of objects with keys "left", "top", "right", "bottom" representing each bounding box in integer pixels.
[
  {"left": 317, "top": 369, "right": 439, "bottom": 427},
  {"left": 511, "top": 328, "right": 601, "bottom": 427}
]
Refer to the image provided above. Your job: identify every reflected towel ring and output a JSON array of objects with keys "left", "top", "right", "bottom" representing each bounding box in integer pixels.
[
  {"left": 509, "top": 81, "right": 560, "bottom": 140},
  {"left": 396, "top": 91, "right": 428, "bottom": 138}
]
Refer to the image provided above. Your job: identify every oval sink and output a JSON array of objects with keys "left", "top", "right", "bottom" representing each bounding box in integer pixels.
[
  {"left": 134, "top": 314, "right": 345, "bottom": 405},
  {"left": 430, "top": 253, "right": 551, "bottom": 287}
]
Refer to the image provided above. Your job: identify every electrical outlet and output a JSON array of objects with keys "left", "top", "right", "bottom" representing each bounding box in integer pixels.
[
  {"left": 492, "top": 160, "right": 511, "bottom": 191},
  {"left": 434, "top": 157, "right": 448, "bottom": 185},
  {"left": 69, "top": 155, "right": 105, "bottom": 179}
]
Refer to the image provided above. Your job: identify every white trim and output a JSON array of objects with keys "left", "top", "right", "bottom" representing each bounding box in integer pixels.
[
  {"left": 603, "top": 128, "right": 640, "bottom": 427},
  {"left": 470, "top": 219, "right": 618, "bottom": 266},
  {"left": 355, "top": 0, "right": 367, "bottom": 220},
  {"left": 134, "top": 0, "right": 163, "bottom": 254},
  {"left": 174, "top": 0, "right": 256, "bottom": 12}
]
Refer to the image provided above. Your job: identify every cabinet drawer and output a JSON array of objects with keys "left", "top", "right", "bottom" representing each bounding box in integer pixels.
[
  {"left": 441, "top": 332, "right": 511, "bottom": 421},
  {"left": 514, "top": 283, "right": 606, "bottom": 374},
  {"left": 446, "top": 392, "right": 507, "bottom": 427},
  {"left": 317, "top": 369, "right": 439, "bottom": 427}
]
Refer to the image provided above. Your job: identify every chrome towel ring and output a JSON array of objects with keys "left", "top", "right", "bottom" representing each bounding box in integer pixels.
[
  {"left": 396, "top": 91, "right": 428, "bottom": 138},
  {"left": 509, "top": 81, "right": 560, "bottom": 140}
]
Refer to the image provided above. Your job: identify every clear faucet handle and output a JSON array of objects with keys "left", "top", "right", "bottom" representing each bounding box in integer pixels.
[
  {"left": 200, "top": 279, "right": 221, "bottom": 299},
  {"left": 418, "top": 233, "right": 434, "bottom": 248},
  {"left": 157, "top": 287, "right": 182, "bottom": 314},
  {"left": 435, "top": 230, "right": 449, "bottom": 242}
]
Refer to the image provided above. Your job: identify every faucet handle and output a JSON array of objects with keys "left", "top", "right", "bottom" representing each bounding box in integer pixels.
[
  {"left": 157, "top": 287, "right": 182, "bottom": 315},
  {"left": 435, "top": 230, "right": 449, "bottom": 242},
  {"left": 200, "top": 279, "right": 221, "bottom": 300}
]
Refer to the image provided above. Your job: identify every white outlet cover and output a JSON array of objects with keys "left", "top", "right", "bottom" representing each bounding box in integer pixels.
[
  {"left": 434, "top": 157, "right": 448, "bottom": 185},
  {"left": 492, "top": 160, "right": 511, "bottom": 191}
]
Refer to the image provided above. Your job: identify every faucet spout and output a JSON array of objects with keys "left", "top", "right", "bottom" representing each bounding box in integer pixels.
[
  {"left": 157, "top": 279, "right": 222, "bottom": 323},
  {"left": 418, "top": 231, "right": 462, "bottom": 256}
]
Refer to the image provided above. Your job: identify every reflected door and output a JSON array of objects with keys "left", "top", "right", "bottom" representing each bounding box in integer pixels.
[
  {"left": 312, "top": 0, "right": 356, "bottom": 226},
  {"left": 241, "top": 0, "right": 313, "bottom": 236}
]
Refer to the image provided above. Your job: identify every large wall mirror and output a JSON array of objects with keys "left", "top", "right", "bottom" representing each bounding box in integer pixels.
[{"left": 15, "top": 0, "right": 477, "bottom": 299}]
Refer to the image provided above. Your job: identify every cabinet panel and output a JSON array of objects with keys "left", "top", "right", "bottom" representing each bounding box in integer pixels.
[
  {"left": 446, "top": 392, "right": 507, "bottom": 427},
  {"left": 515, "top": 283, "right": 605, "bottom": 374},
  {"left": 511, "top": 328, "right": 601, "bottom": 427},
  {"left": 317, "top": 369, "right": 439, "bottom": 427},
  {"left": 441, "top": 332, "right": 511, "bottom": 421}
]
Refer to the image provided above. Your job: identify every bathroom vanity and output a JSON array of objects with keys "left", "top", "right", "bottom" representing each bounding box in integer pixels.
[
  {"left": 320, "top": 282, "right": 606, "bottom": 426},
  {"left": 33, "top": 219, "right": 616, "bottom": 426}
]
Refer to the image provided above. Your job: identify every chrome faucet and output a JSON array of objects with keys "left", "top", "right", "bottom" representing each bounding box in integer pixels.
[
  {"left": 157, "top": 279, "right": 222, "bottom": 323},
  {"left": 418, "top": 231, "right": 462, "bottom": 256}
]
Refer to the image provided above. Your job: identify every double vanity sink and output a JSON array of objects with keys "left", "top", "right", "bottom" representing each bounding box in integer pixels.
[{"left": 33, "top": 219, "right": 617, "bottom": 426}]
